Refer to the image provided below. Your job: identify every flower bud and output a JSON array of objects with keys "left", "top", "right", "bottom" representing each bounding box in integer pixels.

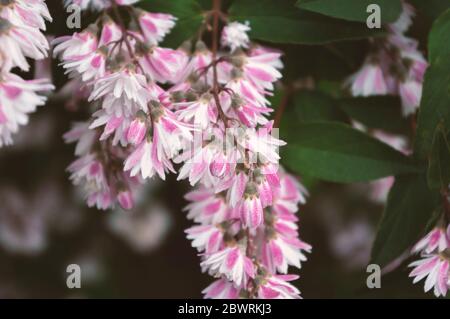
[{"left": 117, "top": 190, "right": 134, "bottom": 210}]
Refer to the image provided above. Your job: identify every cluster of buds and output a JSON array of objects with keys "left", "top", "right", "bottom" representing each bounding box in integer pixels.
[
  {"left": 0, "top": 0, "right": 54, "bottom": 147},
  {"left": 347, "top": 0, "right": 427, "bottom": 116},
  {"left": 57, "top": 0, "right": 311, "bottom": 298}
]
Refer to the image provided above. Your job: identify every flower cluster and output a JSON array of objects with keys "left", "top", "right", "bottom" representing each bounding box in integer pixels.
[
  {"left": 176, "top": 19, "right": 310, "bottom": 298},
  {"left": 347, "top": 0, "right": 427, "bottom": 116},
  {"left": 57, "top": 0, "right": 310, "bottom": 298},
  {"left": 57, "top": 0, "right": 184, "bottom": 210},
  {"left": 0, "top": 0, "right": 54, "bottom": 147},
  {"left": 409, "top": 223, "right": 450, "bottom": 297}
]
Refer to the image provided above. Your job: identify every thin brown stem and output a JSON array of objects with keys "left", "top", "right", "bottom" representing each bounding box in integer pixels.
[
  {"left": 210, "top": 0, "right": 229, "bottom": 127},
  {"left": 273, "top": 86, "right": 292, "bottom": 128},
  {"left": 110, "top": 3, "right": 134, "bottom": 58}
]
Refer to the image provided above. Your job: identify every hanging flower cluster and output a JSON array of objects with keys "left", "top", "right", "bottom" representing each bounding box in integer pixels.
[
  {"left": 347, "top": 0, "right": 427, "bottom": 117},
  {"left": 57, "top": 0, "right": 310, "bottom": 298},
  {"left": 180, "top": 14, "right": 311, "bottom": 297},
  {"left": 0, "top": 0, "right": 54, "bottom": 147}
]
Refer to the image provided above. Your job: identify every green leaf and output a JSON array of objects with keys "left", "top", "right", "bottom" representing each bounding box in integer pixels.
[
  {"left": 293, "top": 91, "right": 347, "bottom": 123},
  {"left": 409, "top": 0, "right": 450, "bottom": 21},
  {"left": 229, "top": 0, "right": 385, "bottom": 44},
  {"left": 371, "top": 173, "right": 438, "bottom": 267},
  {"left": 414, "top": 9, "right": 450, "bottom": 159},
  {"left": 280, "top": 91, "right": 347, "bottom": 143},
  {"left": 427, "top": 123, "right": 450, "bottom": 189},
  {"left": 338, "top": 96, "right": 409, "bottom": 134},
  {"left": 139, "top": 0, "right": 204, "bottom": 47},
  {"left": 281, "top": 122, "right": 420, "bottom": 182},
  {"left": 296, "top": 0, "right": 401, "bottom": 23}
]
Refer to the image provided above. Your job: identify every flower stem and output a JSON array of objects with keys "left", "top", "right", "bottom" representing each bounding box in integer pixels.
[
  {"left": 211, "top": 0, "right": 229, "bottom": 127},
  {"left": 274, "top": 85, "right": 292, "bottom": 128}
]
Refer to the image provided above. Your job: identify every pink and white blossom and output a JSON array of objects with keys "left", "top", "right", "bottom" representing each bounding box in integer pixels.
[
  {"left": 202, "top": 278, "right": 240, "bottom": 299},
  {"left": 349, "top": 62, "right": 387, "bottom": 96},
  {"left": 138, "top": 10, "right": 176, "bottom": 45},
  {"left": 201, "top": 245, "right": 255, "bottom": 287},
  {"left": 409, "top": 254, "right": 449, "bottom": 298},
  {"left": 0, "top": 73, "right": 54, "bottom": 146},
  {"left": 221, "top": 21, "right": 251, "bottom": 52},
  {"left": 257, "top": 274, "right": 301, "bottom": 299}
]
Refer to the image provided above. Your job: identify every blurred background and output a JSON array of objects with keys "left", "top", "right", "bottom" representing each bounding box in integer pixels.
[{"left": 0, "top": 1, "right": 440, "bottom": 298}]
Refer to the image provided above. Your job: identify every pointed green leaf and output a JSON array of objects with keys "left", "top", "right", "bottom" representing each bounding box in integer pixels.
[
  {"left": 427, "top": 123, "right": 450, "bottom": 189},
  {"left": 371, "top": 173, "right": 438, "bottom": 267},
  {"left": 296, "top": 0, "right": 401, "bottom": 23},
  {"left": 229, "top": 0, "right": 385, "bottom": 44},
  {"left": 281, "top": 122, "right": 420, "bottom": 182},
  {"left": 414, "top": 9, "right": 450, "bottom": 159}
]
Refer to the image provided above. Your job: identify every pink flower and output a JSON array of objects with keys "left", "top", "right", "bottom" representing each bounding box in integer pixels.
[
  {"left": 202, "top": 279, "right": 240, "bottom": 299},
  {"left": 389, "top": 0, "right": 415, "bottom": 34},
  {"left": 67, "top": 153, "right": 113, "bottom": 210},
  {"left": 201, "top": 245, "right": 255, "bottom": 287},
  {"left": 151, "top": 101, "right": 193, "bottom": 157},
  {"left": 185, "top": 224, "right": 224, "bottom": 254},
  {"left": 263, "top": 236, "right": 311, "bottom": 274},
  {"left": 184, "top": 187, "right": 231, "bottom": 224},
  {"left": 89, "top": 68, "right": 151, "bottom": 110},
  {"left": 175, "top": 43, "right": 212, "bottom": 83},
  {"left": 124, "top": 138, "right": 174, "bottom": 180},
  {"left": 399, "top": 80, "right": 422, "bottom": 116},
  {"left": 0, "top": 73, "right": 54, "bottom": 147},
  {"left": 63, "top": 121, "right": 96, "bottom": 156},
  {"left": 0, "top": 17, "right": 50, "bottom": 71},
  {"left": 257, "top": 274, "right": 301, "bottom": 299},
  {"left": 117, "top": 190, "right": 134, "bottom": 210},
  {"left": 138, "top": 11, "right": 176, "bottom": 45},
  {"left": 228, "top": 171, "right": 248, "bottom": 207},
  {"left": 176, "top": 131, "right": 232, "bottom": 187},
  {"left": 99, "top": 19, "right": 122, "bottom": 46},
  {"left": 241, "top": 53, "right": 282, "bottom": 92},
  {"left": 138, "top": 46, "right": 186, "bottom": 83},
  {"left": 272, "top": 172, "right": 307, "bottom": 213},
  {"left": 64, "top": 0, "right": 109, "bottom": 11},
  {"left": 369, "top": 176, "right": 395, "bottom": 204},
  {"left": 226, "top": 75, "right": 269, "bottom": 107},
  {"left": 127, "top": 113, "right": 147, "bottom": 145},
  {"left": 61, "top": 47, "right": 107, "bottom": 82},
  {"left": 240, "top": 124, "right": 286, "bottom": 164},
  {"left": 409, "top": 255, "right": 449, "bottom": 298},
  {"left": 175, "top": 93, "right": 217, "bottom": 129},
  {"left": 0, "top": 0, "right": 52, "bottom": 31},
  {"left": 89, "top": 110, "right": 129, "bottom": 146},
  {"left": 414, "top": 227, "right": 449, "bottom": 254},
  {"left": 221, "top": 21, "right": 251, "bottom": 52},
  {"left": 222, "top": 93, "right": 271, "bottom": 128},
  {"left": 53, "top": 30, "right": 97, "bottom": 62},
  {"left": 240, "top": 182, "right": 264, "bottom": 229},
  {"left": 349, "top": 62, "right": 387, "bottom": 96}
]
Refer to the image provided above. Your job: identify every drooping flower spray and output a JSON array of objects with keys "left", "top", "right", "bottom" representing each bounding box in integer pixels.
[
  {"left": 176, "top": 0, "right": 311, "bottom": 299},
  {"left": 0, "top": 0, "right": 54, "bottom": 147},
  {"left": 347, "top": 0, "right": 427, "bottom": 117},
  {"left": 58, "top": 0, "right": 187, "bottom": 210}
]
